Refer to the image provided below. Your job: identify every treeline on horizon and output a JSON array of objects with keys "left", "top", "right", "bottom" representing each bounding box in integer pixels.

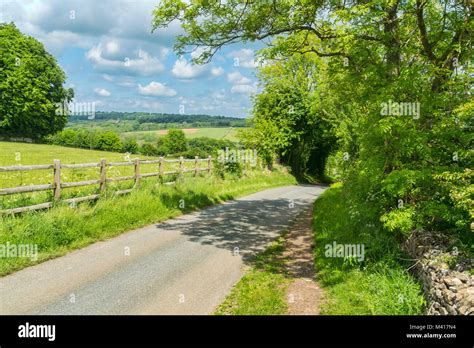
[
  {"left": 46, "top": 128, "right": 236, "bottom": 160},
  {"left": 69, "top": 111, "right": 247, "bottom": 128}
]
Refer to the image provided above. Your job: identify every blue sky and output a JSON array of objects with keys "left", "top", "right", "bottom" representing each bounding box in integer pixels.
[{"left": 1, "top": 0, "right": 263, "bottom": 118}]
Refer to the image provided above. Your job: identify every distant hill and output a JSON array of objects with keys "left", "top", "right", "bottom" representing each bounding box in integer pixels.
[{"left": 69, "top": 112, "right": 247, "bottom": 128}]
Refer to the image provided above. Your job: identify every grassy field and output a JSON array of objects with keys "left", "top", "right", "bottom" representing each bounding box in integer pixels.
[
  {"left": 0, "top": 141, "right": 200, "bottom": 209},
  {"left": 122, "top": 127, "right": 240, "bottom": 142}
]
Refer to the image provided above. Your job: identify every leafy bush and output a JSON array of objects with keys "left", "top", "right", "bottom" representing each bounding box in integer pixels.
[
  {"left": 122, "top": 138, "right": 139, "bottom": 154},
  {"left": 96, "top": 132, "right": 123, "bottom": 152},
  {"left": 140, "top": 143, "right": 157, "bottom": 156}
]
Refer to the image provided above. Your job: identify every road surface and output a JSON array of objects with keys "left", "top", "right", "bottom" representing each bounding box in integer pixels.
[{"left": 0, "top": 185, "right": 325, "bottom": 314}]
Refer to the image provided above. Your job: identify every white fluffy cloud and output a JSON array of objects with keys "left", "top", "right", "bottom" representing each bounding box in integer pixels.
[
  {"left": 227, "top": 71, "right": 257, "bottom": 95},
  {"left": 211, "top": 67, "right": 224, "bottom": 77},
  {"left": 86, "top": 43, "right": 165, "bottom": 76},
  {"left": 227, "top": 49, "right": 258, "bottom": 68},
  {"left": 172, "top": 57, "right": 209, "bottom": 79},
  {"left": 94, "top": 88, "right": 111, "bottom": 97},
  {"left": 227, "top": 71, "right": 251, "bottom": 85},
  {"left": 231, "top": 84, "right": 258, "bottom": 95},
  {"left": 138, "top": 82, "right": 177, "bottom": 97}
]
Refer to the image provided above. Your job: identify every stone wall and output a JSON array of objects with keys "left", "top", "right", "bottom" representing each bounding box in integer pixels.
[{"left": 404, "top": 229, "right": 473, "bottom": 315}]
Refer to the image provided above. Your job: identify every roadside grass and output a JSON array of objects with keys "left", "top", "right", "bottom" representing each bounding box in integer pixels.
[
  {"left": 0, "top": 167, "right": 297, "bottom": 276},
  {"left": 313, "top": 183, "right": 426, "bottom": 315},
  {"left": 215, "top": 235, "right": 290, "bottom": 315}
]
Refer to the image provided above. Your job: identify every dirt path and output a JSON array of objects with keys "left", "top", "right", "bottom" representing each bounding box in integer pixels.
[{"left": 284, "top": 207, "right": 325, "bottom": 315}]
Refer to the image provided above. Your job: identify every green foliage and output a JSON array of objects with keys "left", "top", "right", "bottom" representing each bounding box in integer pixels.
[
  {"left": 121, "top": 138, "right": 139, "bottom": 154},
  {"left": 213, "top": 160, "right": 243, "bottom": 180},
  {"left": 0, "top": 23, "right": 73, "bottom": 139},
  {"left": 153, "top": 0, "right": 473, "bottom": 242},
  {"left": 239, "top": 53, "right": 336, "bottom": 177},
  {"left": 95, "top": 131, "right": 123, "bottom": 152},
  {"left": 46, "top": 129, "right": 125, "bottom": 154},
  {"left": 140, "top": 143, "right": 157, "bottom": 156},
  {"left": 177, "top": 137, "right": 234, "bottom": 159},
  {"left": 313, "top": 184, "right": 426, "bottom": 315},
  {"left": 165, "top": 128, "right": 187, "bottom": 152}
]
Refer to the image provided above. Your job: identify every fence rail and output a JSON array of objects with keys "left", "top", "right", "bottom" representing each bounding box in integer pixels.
[{"left": 0, "top": 155, "right": 212, "bottom": 215}]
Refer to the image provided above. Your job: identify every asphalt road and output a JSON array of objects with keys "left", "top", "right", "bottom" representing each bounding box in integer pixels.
[{"left": 0, "top": 185, "right": 326, "bottom": 315}]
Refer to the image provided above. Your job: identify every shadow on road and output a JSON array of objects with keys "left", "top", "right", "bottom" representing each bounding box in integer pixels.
[{"left": 155, "top": 195, "right": 315, "bottom": 264}]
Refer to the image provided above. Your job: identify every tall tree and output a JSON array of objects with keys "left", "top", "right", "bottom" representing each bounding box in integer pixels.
[{"left": 0, "top": 23, "right": 74, "bottom": 139}]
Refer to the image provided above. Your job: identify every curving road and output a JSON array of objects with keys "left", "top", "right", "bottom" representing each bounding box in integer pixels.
[{"left": 0, "top": 185, "right": 325, "bottom": 315}]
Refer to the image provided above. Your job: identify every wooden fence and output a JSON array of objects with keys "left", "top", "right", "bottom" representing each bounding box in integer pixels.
[{"left": 0, "top": 156, "right": 212, "bottom": 215}]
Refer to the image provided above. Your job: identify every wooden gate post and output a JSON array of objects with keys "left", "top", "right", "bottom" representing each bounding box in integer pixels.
[
  {"left": 207, "top": 155, "right": 212, "bottom": 174},
  {"left": 53, "top": 159, "right": 61, "bottom": 201},
  {"left": 99, "top": 158, "right": 107, "bottom": 193}
]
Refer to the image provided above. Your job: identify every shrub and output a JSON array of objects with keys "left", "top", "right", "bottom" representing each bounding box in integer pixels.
[
  {"left": 96, "top": 132, "right": 123, "bottom": 152},
  {"left": 122, "top": 138, "right": 139, "bottom": 154},
  {"left": 140, "top": 143, "right": 157, "bottom": 156}
]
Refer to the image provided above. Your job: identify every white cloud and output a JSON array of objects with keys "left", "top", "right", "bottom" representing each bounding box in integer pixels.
[
  {"left": 211, "top": 67, "right": 224, "bottom": 77},
  {"left": 228, "top": 49, "right": 258, "bottom": 68},
  {"left": 86, "top": 44, "right": 164, "bottom": 76},
  {"left": 102, "top": 74, "right": 114, "bottom": 82},
  {"left": 105, "top": 40, "right": 120, "bottom": 55},
  {"left": 211, "top": 90, "right": 226, "bottom": 100},
  {"left": 172, "top": 57, "right": 208, "bottom": 79},
  {"left": 231, "top": 83, "right": 258, "bottom": 95},
  {"left": 138, "top": 81, "right": 177, "bottom": 97},
  {"left": 94, "top": 88, "right": 111, "bottom": 97},
  {"left": 227, "top": 71, "right": 252, "bottom": 85},
  {"left": 131, "top": 99, "right": 164, "bottom": 111}
]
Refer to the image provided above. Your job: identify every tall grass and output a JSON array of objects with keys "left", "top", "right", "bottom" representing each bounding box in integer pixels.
[{"left": 313, "top": 183, "right": 426, "bottom": 315}]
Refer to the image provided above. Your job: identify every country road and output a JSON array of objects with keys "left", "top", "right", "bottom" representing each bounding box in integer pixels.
[{"left": 0, "top": 185, "right": 326, "bottom": 315}]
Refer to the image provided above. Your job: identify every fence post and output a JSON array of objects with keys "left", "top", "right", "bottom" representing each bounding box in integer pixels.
[
  {"left": 158, "top": 157, "right": 163, "bottom": 181},
  {"left": 179, "top": 156, "right": 184, "bottom": 175},
  {"left": 134, "top": 158, "right": 141, "bottom": 188},
  {"left": 99, "top": 158, "right": 107, "bottom": 193},
  {"left": 194, "top": 156, "right": 199, "bottom": 176},
  {"left": 53, "top": 159, "right": 61, "bottom": 201},
  {"left": 207, "top": 155, "right": 212, "bottom": 174}
]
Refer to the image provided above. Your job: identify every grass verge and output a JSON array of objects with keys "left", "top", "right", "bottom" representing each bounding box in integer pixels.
[
  {"left": 0, "top": 167, "right": 296, "bottom": 276},
  {"left": 312, "top": 183, "right": 426, "bottom": 315},
  {"left": 215, "top": 235, "right": 290, "bottom": 315}
]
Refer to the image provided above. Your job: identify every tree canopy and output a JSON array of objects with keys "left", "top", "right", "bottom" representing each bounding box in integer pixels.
[
  {"left": 0, "top": 23, "right": 74, "bottom": 139},
  {"left": 153, "top": 0, "right": 473, "bottom": 238}
]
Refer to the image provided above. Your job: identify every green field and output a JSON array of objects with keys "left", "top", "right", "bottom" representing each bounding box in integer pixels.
[
  {"left": 122, "top": 127, "right": 240, "bottom": 143},
  {"left": 0, "top": 141, "right": 197, "bottom": 209}
]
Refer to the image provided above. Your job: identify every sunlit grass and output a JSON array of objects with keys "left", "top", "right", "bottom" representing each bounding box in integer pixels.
[{"left": 312, "top": 183, "right": 426, "bottom": 315}]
